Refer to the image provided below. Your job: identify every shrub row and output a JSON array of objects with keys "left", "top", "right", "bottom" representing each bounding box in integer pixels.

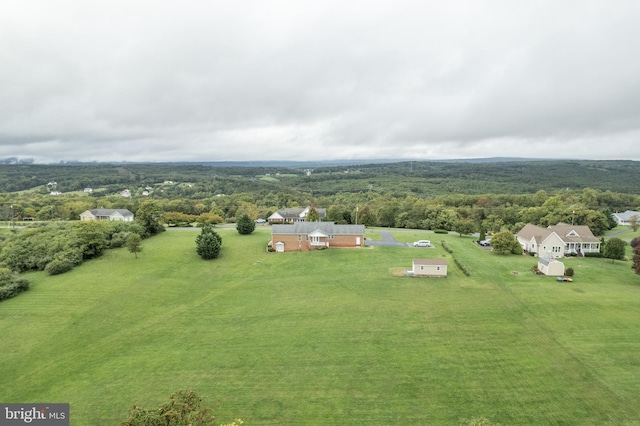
[
  {"left": 0, "top": 221, "right": 146, "bottom": 275},
  {"left": 441, "top": 240, "right": 470, "bottom": 276},
  {"left": 454, "top": 258, "right": 471, "bottom": 276},
  {"left": 0, "top": 268, "right": 29, "bottom": 302}
]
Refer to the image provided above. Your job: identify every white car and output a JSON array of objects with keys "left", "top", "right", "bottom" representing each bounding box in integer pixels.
[
  {"left": 413, "top": 240, "right": 432, "bottom": 247},
  {"left": 479, "top": 238, "right": 492, "bottom": 246}
]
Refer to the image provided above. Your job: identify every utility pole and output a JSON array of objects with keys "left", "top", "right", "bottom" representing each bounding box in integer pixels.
[{"left": 355, "top": 205, "right": 359, "bottom": 225}]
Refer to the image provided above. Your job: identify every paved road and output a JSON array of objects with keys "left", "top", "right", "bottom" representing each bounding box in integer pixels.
[{"left": 606, "top": 228, "right": 636, "bottom": 242}]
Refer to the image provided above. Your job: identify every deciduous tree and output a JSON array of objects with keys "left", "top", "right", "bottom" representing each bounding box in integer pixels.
[
  {"left": 632, "top": 244, "right": 640, "bottom": 275},
  {"left": 0, "top": 267, "right": 30, "bottom": 302},
  {"left": 197, "top": 212, "right": 224, "bottom": 227},
  {"left": 74, "top": 221, "right": 109, "bottom": 259},
  {"left": 121, "top": 390, "right": 216, "bottom": 426},
  {"left": 135, "top": 200, "right": 165, "bottom": 237},
  {"left": 603, "top": 237, "right": 626, "bottom": 263},
  {"left": 126, "top": 233, "right": 143, "bottom": 259},
  {"left": 453, "top": 218, "right": 475, "bottom": 237},
  {"left": 491, "top": 230, "right": 519, "bottom": 255},
  {"left": 163, "top": 212, "right": 196, "bottom": 227}
]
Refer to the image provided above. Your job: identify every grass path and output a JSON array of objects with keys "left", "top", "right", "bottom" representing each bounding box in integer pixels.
[{"left": 1, "top": 229, "right": 639, "bottom": 424}]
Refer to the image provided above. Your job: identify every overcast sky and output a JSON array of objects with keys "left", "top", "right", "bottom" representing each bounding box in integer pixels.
[{"left": 2, "top": 1, "right": 640, "bottom": 163}]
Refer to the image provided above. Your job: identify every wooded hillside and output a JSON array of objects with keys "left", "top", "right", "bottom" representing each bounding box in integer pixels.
[
  {"left": 1, "top": 160, "right": 638, "bottom": 236},
  {"left": 0, "top": 159, "right": 638, "bottom": 195}
]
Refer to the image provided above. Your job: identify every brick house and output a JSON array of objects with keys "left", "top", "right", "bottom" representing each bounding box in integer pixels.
[{"left": 271, "top": 222, "right": 365, "bottom": 252}]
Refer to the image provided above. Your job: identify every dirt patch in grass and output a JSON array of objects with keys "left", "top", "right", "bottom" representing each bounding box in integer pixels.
[{"left": 391, "top": 267, "right": 408, "bottom": 276}]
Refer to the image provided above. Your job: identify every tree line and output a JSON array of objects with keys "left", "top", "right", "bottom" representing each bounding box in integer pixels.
[{"left": 2, "top": 185, "right": 637, "bottom": 237}]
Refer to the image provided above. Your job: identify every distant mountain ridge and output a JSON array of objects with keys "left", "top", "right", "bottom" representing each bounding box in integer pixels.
[{"left": 1, "top": 156, "right": 585, "bottom": 167}]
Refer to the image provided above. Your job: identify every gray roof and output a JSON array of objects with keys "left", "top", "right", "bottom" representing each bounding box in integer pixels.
[
  {"left": 268, "top": 206, "right": 327, "bottom": 220},
  {"left": 612, "top": 210, "right": 640, "bottom": 221},
  {"left": 413, "top": 258, "right": 447, "bottom": 265},
  {"left": 271, "top": 222, "right": 364, "bottom": 235},
  {"left": 517, "top": 222, "right": 599, "bottom": 244},
  {"left": 538, "top": 257, "right": 563, "bottom": 266},
  {"left": 87, "top": 208, "right": 134, "bottom": 217}
]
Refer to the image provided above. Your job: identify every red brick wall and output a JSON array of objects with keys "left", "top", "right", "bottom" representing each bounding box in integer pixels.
[{"left": 272, "top": 233, "right": 362, "bottom": 252}]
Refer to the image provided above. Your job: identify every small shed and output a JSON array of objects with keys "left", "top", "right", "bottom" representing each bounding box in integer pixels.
[
  {"left": 412, "top": 258, "right": 447, "bottom": 277},
  {"left": 538, "top": 257, "right": 565, "bottom": 276}
]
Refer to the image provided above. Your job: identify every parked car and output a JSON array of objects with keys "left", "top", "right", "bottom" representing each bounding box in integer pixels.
[
  {"left": 413, "top": 240, "right": 432, "bottom": 247},
  {"left": 479, "top": 238, "right": 492, "bottom": 246}
]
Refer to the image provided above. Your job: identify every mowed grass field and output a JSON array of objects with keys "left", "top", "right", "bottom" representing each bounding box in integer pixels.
[{"left": 1, "top": 228, "right": 640, "bottom": 425}]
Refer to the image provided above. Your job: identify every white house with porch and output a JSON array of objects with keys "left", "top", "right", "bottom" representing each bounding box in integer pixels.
[
  {"left": 268, "top": 206, "right": 327, "bottom": 224},
  {"left": 80, "top": 208, "right": 134, "bottom": 222},
  {"left": 516, "top": 222, "right": 600, "bottom": 258},
  {"left": 612, "top": 210, "right": 640, "bottom": 226}
]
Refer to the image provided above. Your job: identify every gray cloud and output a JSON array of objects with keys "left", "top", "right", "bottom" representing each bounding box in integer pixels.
[{"left": 2, "top": 0, "right": 640, "bottom": 162}]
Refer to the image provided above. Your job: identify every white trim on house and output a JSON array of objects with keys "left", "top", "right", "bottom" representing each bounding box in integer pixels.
[
  {"left": 80, "top": 208, "right": 134, "bottom": 222},
  {"left": 516, "top": 223, "right": 600, "bottom": 258},
  {"left": 268, "top": 206, "right": 327, "bottom": 223},
  {"left": 612, "top": 210, "right": 640, "bottom": 226}
]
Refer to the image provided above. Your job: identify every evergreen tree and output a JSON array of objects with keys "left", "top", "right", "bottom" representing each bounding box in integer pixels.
[
  {"left": 196, "top": 225, "right": 222, "bottom": 259},
  {"left": 306, "top": 207, "right": 320, "bottom": 222},
  {"left": 236, "top": 213, "right": 256, "bottom": 235}
]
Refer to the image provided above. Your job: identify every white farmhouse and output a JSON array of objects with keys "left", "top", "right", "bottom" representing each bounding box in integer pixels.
[
  {"left": 516, "top": 223, "right": 600, "bottom": 258},
  {"left": 80, "top": 209, "right": 134, "bottom": 222}
]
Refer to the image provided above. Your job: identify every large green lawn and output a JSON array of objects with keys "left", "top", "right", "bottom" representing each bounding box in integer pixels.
[{"left": 1, "top": 229, "right": 640, "bottom": 425}]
